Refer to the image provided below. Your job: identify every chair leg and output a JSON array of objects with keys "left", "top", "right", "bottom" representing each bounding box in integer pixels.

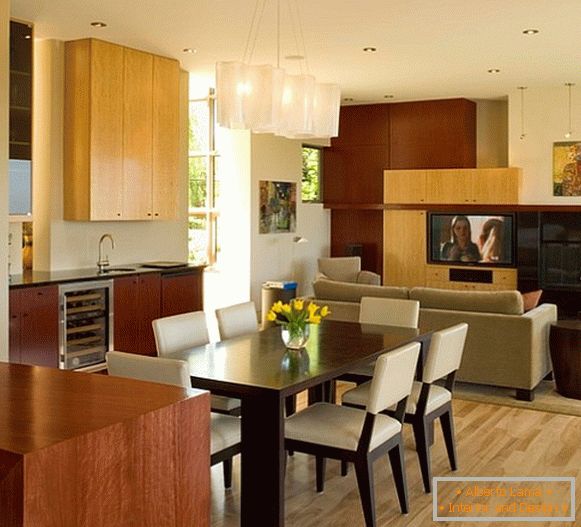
[
  {"left": 341, "top": 460, "right": 349, "bottom": 477},
  {"left": 440, "top": 410, "right": 458, "bottom": 471},
  {"left": 412, "top": 419, "right": 432, "bottom": 493},
  {"left": 222, "top": 459, "right": 233, "bottom": 489},
  {"left": 316, "top": 456, "right": 326, "bottom": 493},
  {"left": 354, "top": 458, "right": 376, "bottom": 527},
  {"left": 387, "top": 439, "right": 409, "bottom": 514},
  {"left": 427, "top": 421, "right": 435, "bottom": 446}
]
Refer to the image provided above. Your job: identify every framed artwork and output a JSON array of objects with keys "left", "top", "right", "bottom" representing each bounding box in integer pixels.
[
  {"left": 259, "top": 180, "right": 297, "bottom": 233},
  {"left": 553, "top": 141, "right": 581, "bottom": 196}
]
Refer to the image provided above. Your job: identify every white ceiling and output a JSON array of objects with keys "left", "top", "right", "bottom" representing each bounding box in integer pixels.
[{"left": 10, "top": 0, "right": 581, "bottom": 103}]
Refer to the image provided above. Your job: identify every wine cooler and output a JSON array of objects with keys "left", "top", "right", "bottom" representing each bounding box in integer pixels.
[{"left": 59, "top": 280, "right": 114, "bottom": 370}]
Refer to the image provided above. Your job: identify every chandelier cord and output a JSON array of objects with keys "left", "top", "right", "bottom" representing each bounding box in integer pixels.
[
  {"left": 292, "top": 0, "right": 309, "bottom": 76},
  {"left": 518, "top": 86, "right": 526, "bottom": 139},
  {"left": 243, "top": 0, "right": 266, "bottom": 64},
  {"left": 568, "top": 83, "right": 572, "bottom": 135}
]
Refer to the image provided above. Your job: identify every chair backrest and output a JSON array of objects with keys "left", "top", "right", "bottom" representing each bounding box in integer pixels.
[
  {"left": 215, "top": 301, "right": 259, "bottom": 340},
  {"left": 359, "top": 297, "right": 420, "bottom": 328},
  {"left": 423, "top": 323, "right": 468, "bottom": 384},
  {"left": 367, "top": 342, "right": 420, "bottom": 414},
  {"left": 152, "top": 311, "right": 209, "bottom": 356},
  {"left": 106, "top": 351, "right": 190, "bottom": 388},
  {"left": 317, "top": 257, "right": 361, "bottom": 283}
]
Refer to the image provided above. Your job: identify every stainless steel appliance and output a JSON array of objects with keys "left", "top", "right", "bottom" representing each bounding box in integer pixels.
[{"left": 58, "top": 280, "right": 114, "bottom": 369}]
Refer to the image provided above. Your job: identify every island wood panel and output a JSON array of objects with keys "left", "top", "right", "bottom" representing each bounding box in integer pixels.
[
  {"left": 388, "top": 98, "right": 476, "bottom": 169},
  {"left": 161, "top": 270, "right": 204, "bottom": 318},
  {"left": 384, "top": 169, "right": 427, "bottom": 203},
  {"left": 8, "top": 289, "right": 21, "bottom": 363},
  {"left": 123, "top": 48, "right": 153, "bottom": 220},
  {"left": 330, "top": 209, "right": 384, "bottom": 275},
  {"left": 383, "top": 210, "right": 427, "bottom": 286},
  {"left": 0, "top": 364, "right": 210, "bottom": 527},
  {"left": 152, "top": 55, "right": 180, "bottom": 220}
]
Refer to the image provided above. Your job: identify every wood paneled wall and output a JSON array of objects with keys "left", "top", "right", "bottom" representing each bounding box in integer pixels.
[{"left": 323, "top": 99, "right": 477, "bottom": 274}]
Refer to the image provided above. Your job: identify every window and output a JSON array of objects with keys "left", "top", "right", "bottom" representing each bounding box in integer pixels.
[
  {"left": 189, "top": 89, "right": 219, "bottom": 265},
  {"left": 301, "top": 145, "right": 323, "bottom": 202}
]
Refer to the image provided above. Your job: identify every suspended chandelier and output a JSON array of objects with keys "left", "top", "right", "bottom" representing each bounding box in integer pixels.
[{"left": 216, "top": 0, "right": 341, "bottom": 139}]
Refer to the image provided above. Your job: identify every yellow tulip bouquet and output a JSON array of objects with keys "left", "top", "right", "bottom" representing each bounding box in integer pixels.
[{"left": 267, "top": 299, "right": 330, "bottom": 349}]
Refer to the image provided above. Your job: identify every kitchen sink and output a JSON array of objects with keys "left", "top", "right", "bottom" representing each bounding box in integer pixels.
[{"left": 98, "top": 267, "right": 137, "bottom": 274}]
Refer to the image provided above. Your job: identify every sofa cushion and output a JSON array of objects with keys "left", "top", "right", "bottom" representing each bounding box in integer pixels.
[
  {"left": 313, "top": 278, "right": 409, "bottom": 303},
  {"left": 410, "top": 287, "right": 524, "bottom": 315},
  {"left": 522, "top": 289, "right": 543, "bottom": 312}
]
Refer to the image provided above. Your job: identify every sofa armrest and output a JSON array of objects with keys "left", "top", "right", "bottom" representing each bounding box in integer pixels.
[
  {"left": 522, "top": 303, "right": 558, "bottom": 384},
  {"left": 356, "top": 270, "right": 381, "bottom": 285}
]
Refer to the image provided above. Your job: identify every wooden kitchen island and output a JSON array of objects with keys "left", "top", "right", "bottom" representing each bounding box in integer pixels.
[{"left": 0, "top": 363, "right": 210, "bottom": 527}]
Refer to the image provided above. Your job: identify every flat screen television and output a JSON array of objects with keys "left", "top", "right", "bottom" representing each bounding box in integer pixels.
[{"left": 428, "top": 213, "right": 515, "bottom": 266}]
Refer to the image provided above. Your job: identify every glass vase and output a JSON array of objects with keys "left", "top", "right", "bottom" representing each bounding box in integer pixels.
[{"left": 281, "top": 324, "right": 310, "bottom": 350}]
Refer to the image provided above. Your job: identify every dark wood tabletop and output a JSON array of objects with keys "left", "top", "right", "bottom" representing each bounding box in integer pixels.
[{"left": 167, "top": 319, "right": 433, "bottom": 527}]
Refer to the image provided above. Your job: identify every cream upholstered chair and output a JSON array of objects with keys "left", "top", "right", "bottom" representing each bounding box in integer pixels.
[
  {"left": 342, "top": 297, "right": 420, "bottom": 383},
  {"left": 317, "top": 256, "right": 381, "bottom": 285},
  {"left": 342, "top": 323, "right": 469, "bottom": 493},
  {"left": 215, "top": 301, "right": 259, "bottom": 340},
  {"left": 106, "top": 351, "right": 241, "bottom": 488},
  {"left": 152, "top": 311, "right": 241, "bottom": 416},
  {"left": 285, "top": 342, "right": 421, "bottom": 527}
]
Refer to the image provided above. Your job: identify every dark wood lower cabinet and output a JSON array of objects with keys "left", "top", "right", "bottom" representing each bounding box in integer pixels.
[
  {"left": 114, "top": 273, "right": 161, "bottom": 356},
  {"left": 161, "top": 269, "right": 204, "bottom": 317},
  {"left": 9, "top": 285, "right": 59, "bottom": 367}
]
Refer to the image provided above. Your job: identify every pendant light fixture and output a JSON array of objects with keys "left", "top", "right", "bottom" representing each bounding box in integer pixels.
[
  {"left": 216, "top": 0, "right": 340, "bottom": 139},
  {"left": 565, "top": 82, "right": 575, "bottom": 139},
  {"left": 517, "top": 86, "right": 527, "bottom": 140}
]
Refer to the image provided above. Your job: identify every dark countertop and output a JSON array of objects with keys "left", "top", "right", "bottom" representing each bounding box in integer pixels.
[{"left": 9, "top": 263, "right": 205, "bottom": 288}]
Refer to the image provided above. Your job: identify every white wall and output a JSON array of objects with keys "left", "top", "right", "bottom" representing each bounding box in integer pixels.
[
  {"left": 475, "top": 99, "right": 508, "bottom": 168},
  {"left": 0, "top": 1, "right": 9, "bottom": 361},
  {"left": 32, "top": 40, "right": 189, "bottom": 272},
  {"left": 509, "top": 86, "right": 581, "bottom": 204},
  {"left": 250, "top": 134, "right": 330, "bottom": 313}
]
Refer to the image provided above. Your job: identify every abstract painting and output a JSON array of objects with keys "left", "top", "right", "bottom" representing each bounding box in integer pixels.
[
  {"left": 553, "top": 141, "right": 581, "bottom": 196},
  {"left": 259, "top": 181, "right": 297, "bottom": 233}
]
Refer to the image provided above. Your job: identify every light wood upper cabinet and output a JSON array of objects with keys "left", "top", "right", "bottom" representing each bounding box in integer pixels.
[
  {"left": 64, "top": 39, "right": 180, "bottom": 221},
  {"left": 384, "top": 170, "right": 427, "bottom": 203},
  {"left": 152, "top": 56, "right": 180, "bottom": 220},
  {"left": 426, "top": 169, "right": 473, "bottom": 204},
  {"left": 384, "top": 168, "right": 521, "bottom": 205}
]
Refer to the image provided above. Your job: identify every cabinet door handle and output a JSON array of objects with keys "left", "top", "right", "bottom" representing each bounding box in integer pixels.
[
  {"left": 147, "top": 213, "right": 152, "bottom": 217},
  {"left": 154, "top": 213, "right": 159, "bottom": 217}
]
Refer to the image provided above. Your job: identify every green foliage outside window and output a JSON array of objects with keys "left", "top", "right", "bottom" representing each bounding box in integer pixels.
[{"left": 302, "top": 146, "right": 322, "bottom": 202}]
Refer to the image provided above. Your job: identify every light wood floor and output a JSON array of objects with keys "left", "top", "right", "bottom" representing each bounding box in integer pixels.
[{"left": 210, "top": 392, "right": 581, "bottom": 527}]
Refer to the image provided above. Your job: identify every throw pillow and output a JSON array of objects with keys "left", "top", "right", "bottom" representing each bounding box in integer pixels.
[{"left": 522, "top": 289, "right": 543, "bottom": 311}]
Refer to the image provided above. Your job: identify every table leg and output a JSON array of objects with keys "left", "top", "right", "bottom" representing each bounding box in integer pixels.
[{"left": 241, "top": 392, "right": 285, "bottom": 526}]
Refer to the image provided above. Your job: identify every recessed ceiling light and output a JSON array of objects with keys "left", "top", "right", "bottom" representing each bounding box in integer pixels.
[
  {"left": 363, "top": 47, "right": 377, "bottom": 53},
  {"left": 487, "top": 68, "right": 501, "bottom": 74},
  {"left": 90, "top": 21, "right": 107, "bottom": 28},
  {"left": 384, "top": 94, "right": 394, "bottom": 99},
  {"left": 284, "top": 54, "right": 304, "bottom": 61},
  {"left": 182, "top": 48, "right": 197, "bottom": 54},
  {"left": 522, "top": 28, "right": 539, "bottom": 35},
  {"left": 343, "top": 97, "right": 354, "bottom": 102}
]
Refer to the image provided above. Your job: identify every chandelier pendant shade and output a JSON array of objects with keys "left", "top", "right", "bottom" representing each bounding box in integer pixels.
[{"left": 215, "top": 0, "right": 340, "bottom": 139}]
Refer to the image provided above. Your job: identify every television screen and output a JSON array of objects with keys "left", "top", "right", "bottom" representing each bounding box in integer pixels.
[{"left": 429, "top": 213, "right": 515, "bottom": 266}]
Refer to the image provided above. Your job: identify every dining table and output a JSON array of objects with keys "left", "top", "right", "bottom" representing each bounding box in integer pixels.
[{"left": 167, "top": 319, "right": 433, "bottom": 527}]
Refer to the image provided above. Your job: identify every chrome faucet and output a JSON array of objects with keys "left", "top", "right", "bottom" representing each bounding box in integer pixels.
[{"left": 97, "top": 234, "right": 115, "bottom": 273}]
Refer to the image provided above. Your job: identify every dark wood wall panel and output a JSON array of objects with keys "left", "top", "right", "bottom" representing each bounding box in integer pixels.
[
  {"left": 330, "top": 209, "right": 384, "bottom": 275},
  {"left": 332, "top": 104, "right": 390, "bottom": 147},
  {"left": 389, "top": 98, "right": 476, "bottom": 169},
  {"left": 323, "top": 146, "right": 388, "bottom": 204}
]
